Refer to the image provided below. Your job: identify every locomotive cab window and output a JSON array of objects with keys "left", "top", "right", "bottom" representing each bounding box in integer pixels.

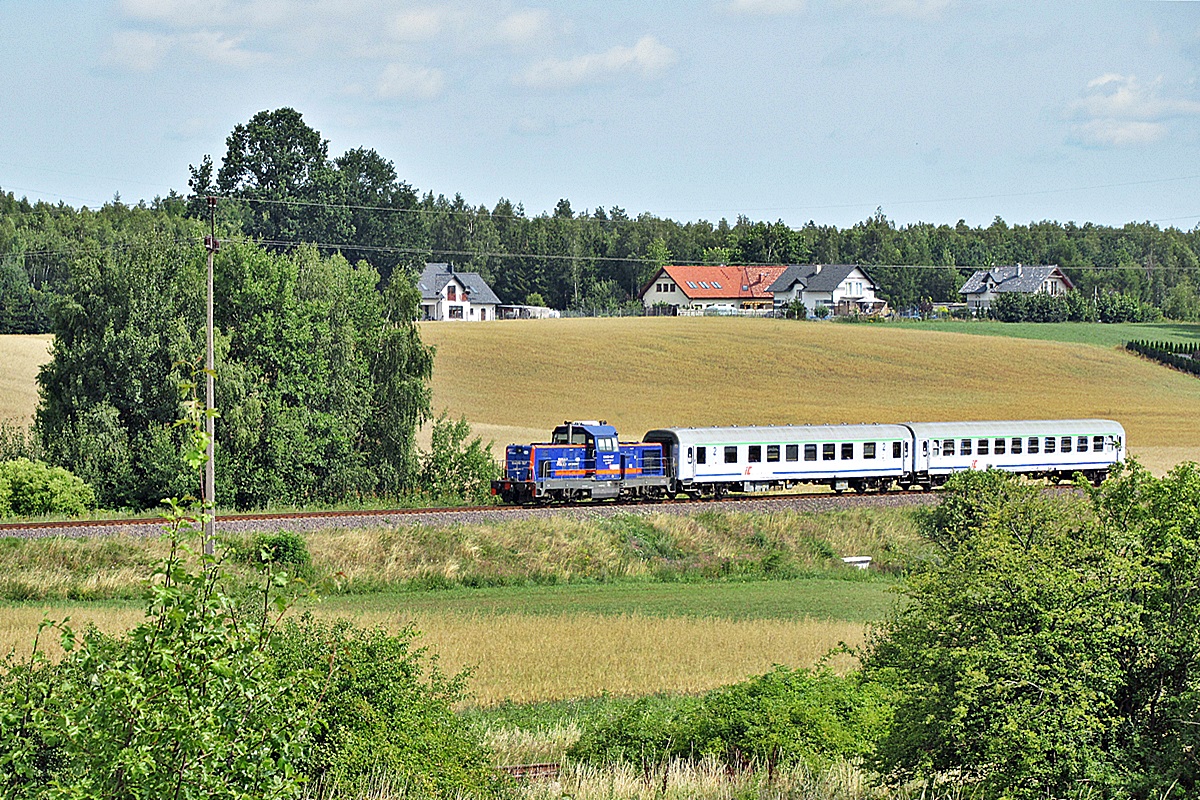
[
  {"left": 823, "top": 443, "right": 835, "bottom": 461},
  {"left": 786, "top": 444, "right": 799, "bottom": 461},
  {"left": 841, "top": 443, "right": 854, "bottom": 460},
  {"left": 724, "top": 446, "right": 737, "bottom": 464},
  {"left": 804, "top": 444, "right": 817, "bottom": 461},
  {"left": 597, "top": 436, "right": 617, "bottom": 452},
  {"left": 748, "top": 445, "right": 762, "bottom": 463},
  {"left": 767, "top": 445, "right": 780, "bottom": 462}
]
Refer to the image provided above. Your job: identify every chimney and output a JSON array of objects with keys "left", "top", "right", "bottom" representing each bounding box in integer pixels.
[
  {"left": 1015, "top": 263, "right": 1022, "bottom": 277},
  {"left": 814, "top": 264, "right": 822, "bottom": 274}
]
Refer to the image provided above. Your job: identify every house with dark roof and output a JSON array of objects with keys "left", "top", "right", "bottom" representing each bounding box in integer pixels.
[
  {"left": 418, "top": 263, "right": 502, "bottom": 321},
  {"left": 639, "top": 264, "right": 790, "bottom": 313},
  {"left": 959, "top": 265, "right": 1073, "bottom": 312},
  {"left": 767, "top": 264, "right": 883, "bottom": 316}
]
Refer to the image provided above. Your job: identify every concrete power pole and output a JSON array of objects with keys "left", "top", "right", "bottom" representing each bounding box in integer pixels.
[{"left": 204, "top": 197, "right": 219, "bottom": 555}]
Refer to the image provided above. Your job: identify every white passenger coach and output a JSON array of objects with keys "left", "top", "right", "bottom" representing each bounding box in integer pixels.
[{"left": 642, "top": 419, "right": 1125, "bottom": 496}]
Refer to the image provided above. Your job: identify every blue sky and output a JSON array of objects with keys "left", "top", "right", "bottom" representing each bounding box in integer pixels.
[{"left": 3, "top": 0, "right": 1200, "bottom": 229}]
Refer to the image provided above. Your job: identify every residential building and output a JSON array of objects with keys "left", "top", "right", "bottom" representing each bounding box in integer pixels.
[
  {"left": 958, "top": 265, "right": 1074, "bottom": 312},
  {"left": 767, "top": 264, "right": 884, "bottom": 316},
  {"left": 418, "top": 263, "right": 501, "bottom": 321},
  {"left": 639, "top": 264, "right": 789, "bottom": 313}
]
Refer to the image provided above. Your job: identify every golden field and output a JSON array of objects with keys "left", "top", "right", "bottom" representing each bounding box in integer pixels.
[
  {"left": 0, "top": 334, "right": 51, "bottom": 424},
  {"left": 0, "top": 603, "right": 861, "bottom": 706},
  {"left": 421, "top": 316, "right": 1200, "bottom": 474}
]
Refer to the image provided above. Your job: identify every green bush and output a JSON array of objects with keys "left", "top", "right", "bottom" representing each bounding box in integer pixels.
[
  {"left": 240, "top": 530, "right": 311, "bottom": 567},
  {"left": 418, "top": 413, "right": 499, "bottom": 505},
  {"left": 0, "top": 458, "right": 95, "bottom": 518},
  {"left": 269, "top": 615, "right": 503, "bottom": 799}
]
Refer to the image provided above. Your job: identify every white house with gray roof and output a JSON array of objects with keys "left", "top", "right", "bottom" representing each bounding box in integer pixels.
[
  {"left": 767, "top": 264, "right": 884, "bottom": 316},
  {"left": 959, "top": 265, "right": 1073, "bottom": 312},
  {"left": 418, "top": 263, "right": 502, "bottom": 321}
]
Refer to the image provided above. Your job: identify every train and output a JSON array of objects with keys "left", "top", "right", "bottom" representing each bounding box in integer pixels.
[{"left": 489, "top": 418, "right": 1126, "bottom": 504}]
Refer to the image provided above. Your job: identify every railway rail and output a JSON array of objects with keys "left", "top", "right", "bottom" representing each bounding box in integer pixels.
[
  {"left": 499, "top": 762, "right": 561, "bottom": 781},
  {"left": 0, "top": 488, "right": 948, "bottom": 538}
]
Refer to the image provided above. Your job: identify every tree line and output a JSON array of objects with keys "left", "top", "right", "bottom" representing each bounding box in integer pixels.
[{"left": 4, "top": 107, "right": 1200, "bottom": 332}]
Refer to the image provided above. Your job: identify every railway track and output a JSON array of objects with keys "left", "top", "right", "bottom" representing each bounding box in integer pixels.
[
  {"left": 499, "top": 762, "right": 560, "bottom": 781},
  {"left": 0, "top": 484, "right": 1083, "bottom": 538},
  {"left": 0, "top": 489, "right": 948, "bottom": 538}
]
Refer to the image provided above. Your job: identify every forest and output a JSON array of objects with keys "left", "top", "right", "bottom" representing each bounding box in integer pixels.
[{"left": 3, "top": 107, "right": 1200, "bottom": 334}]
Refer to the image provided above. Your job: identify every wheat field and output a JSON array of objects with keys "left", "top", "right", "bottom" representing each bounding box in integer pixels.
[
  {"left": 421, "top": 317, "right": 1200, "bottom": 474},
  {"left": 0, "top": 334, "right": 51, "bottom": 424}
]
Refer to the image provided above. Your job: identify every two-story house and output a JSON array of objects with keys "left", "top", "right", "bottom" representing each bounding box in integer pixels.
[{"left": 418, "top": 263, "right": 501, "bottom": 321}]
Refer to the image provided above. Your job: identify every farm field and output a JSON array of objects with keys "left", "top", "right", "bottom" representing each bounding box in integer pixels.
[
  {"left": 0, "top": 333, "right": 51, "bottom": 424},
  {"left": 0, "top": 577, "right": 880, "bottom": 705},
  {"left": 421, "top": 316, "right": 1200, "bottom": 474}
]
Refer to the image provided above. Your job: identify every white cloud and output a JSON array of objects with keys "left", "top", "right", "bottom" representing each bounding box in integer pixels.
[
  {"left": 378, "top": 62, "right": 446, "bottom": 99},
  {"left": 1070, "top": 74, "right": 1200, "bottom": 147},
  {"left": 389, "top": 9, "right": 445, "bottom": 42},
  {"left": 498, "top": 9, "right": 551, "bottom": 45},
  {"left": 519, "top": 35, "right": 677, "bottom": 89},
  {"left": 105, "top": 30, "right": 173, "bottom": 72},
  {"left": 725, "top": 0, "right": 805, "bottom": 14},
  {"left": 182, "top": 31, "right": 270, "bottom": 67}
]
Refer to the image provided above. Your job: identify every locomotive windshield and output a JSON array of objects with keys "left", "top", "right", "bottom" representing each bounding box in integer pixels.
[
  {"left": 596, "top": 436, "right": 618, "bottom": 452},
  {"left": 551, "top": 427, "right": 589, "bottom": 445}
]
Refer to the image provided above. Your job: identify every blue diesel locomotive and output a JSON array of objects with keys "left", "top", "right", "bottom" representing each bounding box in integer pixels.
[{"left": 490, "top": 421, "right": 672, "bottom": 503}]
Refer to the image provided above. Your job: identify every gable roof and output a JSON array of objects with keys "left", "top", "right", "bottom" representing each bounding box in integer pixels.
[
  {"left": 418, "top": 263, "right": 502, "bottom": 305},
  {"left": 653, "top": 265, "right": 789, "bottom": 300},
  {"left": 767, "top": 264, "right": 876, "bottom": 294},
  {"left": 959, "top": 265, "right": 1073, "bottom": 297}
]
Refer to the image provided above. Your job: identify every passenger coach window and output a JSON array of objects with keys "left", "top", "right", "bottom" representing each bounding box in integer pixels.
[
  {"left": 961, "top": 439, "right": 972, "bottom": 456},
  {"left": 803, "top": 444, "right": 816, "bottom": 461},
  {"left": 994, "top": 438, "right": 1006, "bottom": 454},
  {"left": 893, "top": 441, "right": 902, "bottom": 458},
  {"left": 1093, "top": 435, "right": 1104, "bottom": 451},
  {"left": 864, "top": 442, "right": 876, "bottom": 459},
  {"left": 1012, "top": 437, "right": 1022, "bottom": 454},
  {"left": 1028, "top": 437, "right": 1039, "bottom": 454},
  {"left": 823, "top": 443, "right": 835, "bottom": 461},
  {"left": 943, "top": 439, "right": 955, "bottom": 456},
  {"left": 748, "top": 445, "right": 761, "bottom": 463},
  {"left": 786, "top": 444, "right": 799, "bottom": 461},
  {"left": 977, "top": 439, "right": 989, "bottom": 455},
  {"left": 724, "top": 446, "right": 737, "bottom": 464},
  {"left": 841, "top": 443, "right": 854, "bottom": 460},
  {"left": 1061, "top": 436, "right": 1072, "bottom": 453},
  {"left": 1045, "top": 437, "right": 1056, "bottom": 454},
  {"left": 931, "top": 441, "right": 940, "bottom": 457},
  {"left": 767, "top": 445, "right": 780, "bottom": 462},
  {"left": 696, "top": 447, "right": 706, "bottom": 465},
  {"left": 1077, "top": 436, "right": 1088, "bottom": 452}
]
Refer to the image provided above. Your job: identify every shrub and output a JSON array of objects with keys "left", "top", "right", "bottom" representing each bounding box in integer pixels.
[
  {"left": 269, "top": 615, "right": 503, "bottom": 799},
  {"left": 239, "top": 530, "right": 311, "bottom": 567},
  {"left": 418, "top": 413, "right": 499, "bottom": 505},
  {"left": 0, "top": 458, "right": 95, "bottom": 518}
]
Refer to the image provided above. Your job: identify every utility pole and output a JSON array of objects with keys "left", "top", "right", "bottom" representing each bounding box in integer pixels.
[{"left": 204, "top": 197, "right": 219, "bottom": 555}]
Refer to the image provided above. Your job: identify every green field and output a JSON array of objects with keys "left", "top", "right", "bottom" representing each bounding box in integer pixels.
[{"left": 891, "top": 318, "right": 1200, "bottom": 348}]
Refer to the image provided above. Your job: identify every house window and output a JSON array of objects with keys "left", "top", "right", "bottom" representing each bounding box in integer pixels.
[
  {"left": 724, "top": 446, "right": 738, "bottom": 464},
  {"left": 804, "top": 444, "right": 816, "bottom": 461},
  {"left": 479, "top": 308, "right": 487, "bottom": 321},
  {"left": 786, "top": 444, "right": 799, "bottom": 461},
  {"left": 841, "top": 443, "right": 854, "bottom": 460},
  {"left": 767, "top": 445, "right": 780, "bottom": 462},
  {"left": 448, "top": 305, "right": 464, "bottom": 319},
  {"left": 447, "top": 285, "right": 457, "bottom": 301},
  {"left": 712, "top": 281, "right": 722, "bottom": 289},
  {"left": 696, "top": 447, "right": 706, "bottom": 465},
  {"left": 822, "top": 443, "right": 835, "bottom": 461},
  {"left": 687, "top": 281, "right": 698, "bottom": 289},
  {"left": 748, "top": 445, "right": 762, "bottom": 463},
  {"left": 699, "top": 281, "right": 710, "bottom": 289},
  {"left": 864, "top": 442, "right": 876, "bottom": 459}
]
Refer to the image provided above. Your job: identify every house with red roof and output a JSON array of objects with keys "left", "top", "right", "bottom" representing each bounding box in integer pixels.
[{"left": 639, "top": 264, "right": 789, "bottom": 313}]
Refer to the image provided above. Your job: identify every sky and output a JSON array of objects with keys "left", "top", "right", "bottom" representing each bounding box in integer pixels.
[{"left": 3, "top": 0, "right": 1200, "bottom": 230}]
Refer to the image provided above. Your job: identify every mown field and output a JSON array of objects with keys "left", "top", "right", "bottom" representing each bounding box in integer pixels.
[
  {"left": 0, "top": 333, "right": 51, "bottom": 424},
  {"left": 421, "top": 316, "right": 1200, "bottom": 475}
]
